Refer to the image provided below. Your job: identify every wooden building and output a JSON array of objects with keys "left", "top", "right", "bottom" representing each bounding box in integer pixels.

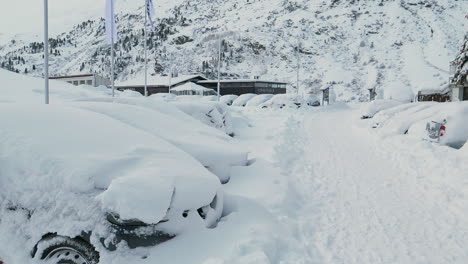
[{"left": 196, "top": 79, "right": 287, "bottom": 96}]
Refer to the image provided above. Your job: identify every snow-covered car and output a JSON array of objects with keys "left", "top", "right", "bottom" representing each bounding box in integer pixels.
[
  {"left": 202, "top": 95, "right": 219, "bottom": 101},
  {"left": 0, "top": 104, "right": 224, "bottom": 264},
  {"left": 245, "top": 94, "right": 274, "bottom": 107},
  {"left": 303, "top": 94, "right": 321, "bottom": 107},
  {"left": 220, "top": 95, "right": 239, "bottom": 106},
  {"left": 73, "top": 98, "right": 248, "bottom": 183},
  {"left": 150, "top": 92, "right": 177, "bottom": 101},
  {"left": 171, "top": 100, "right": 234, "bottom": 136},
  {"left": 232, "top": 94, "right": 257, "bottom": 107},
  {"left": 371, "top": 101, "right": 468, "bottom": 149},
  {"left": 360, "top": 99, "right": 403, "bottom": 119},
  {"left": 260, "top": 94, "right": 304, "bottom": 109}
]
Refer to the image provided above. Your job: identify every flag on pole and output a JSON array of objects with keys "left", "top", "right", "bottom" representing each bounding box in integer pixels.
[
  {"left": 105, "top": 0, "right": 117, "bottom": 44},
  {"left": 147, "top": 0, "right": 156, "bottom": 28}
]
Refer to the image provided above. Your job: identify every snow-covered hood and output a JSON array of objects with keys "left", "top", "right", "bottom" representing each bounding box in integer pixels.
[
  {"left": 0, "top": 104, "right": 220, "bottom": 224},
  {"left": 70, "top": 98, "right": 248, "bottom": 182}
]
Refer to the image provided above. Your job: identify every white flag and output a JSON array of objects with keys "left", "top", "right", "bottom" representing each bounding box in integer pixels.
[
  {"left": 147, "top": 0, "right": 156, "bottom": 28},
  {"left": 105, "top": 0, "right": 117, "bottom": 44}
]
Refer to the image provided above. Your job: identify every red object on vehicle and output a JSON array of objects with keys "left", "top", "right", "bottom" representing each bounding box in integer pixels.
[{"left": 440, "top": 125, "right": 446, "bottom": 137}]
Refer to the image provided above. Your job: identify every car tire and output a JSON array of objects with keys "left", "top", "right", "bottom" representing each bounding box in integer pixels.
[{"left": 33, "top": 234, "right": 99, "bottom": 264}]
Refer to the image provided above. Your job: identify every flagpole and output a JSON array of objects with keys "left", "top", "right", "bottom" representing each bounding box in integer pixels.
[
  {"left": 217, "top": 36, "right": 221, "bottom": 101},
  {"left": 44, "top": 0, "right": 49, "bottom": 104},
  {"left": 111, "top": 0, "right": 115, "bottom": 98},
  {"left": 144, "top": 0, "right": 148, "bottom": 97}
]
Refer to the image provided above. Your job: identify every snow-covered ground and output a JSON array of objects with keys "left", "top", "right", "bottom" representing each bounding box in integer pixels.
[{"left": 2, "top": 70, "right": 468, "bottom": 263}]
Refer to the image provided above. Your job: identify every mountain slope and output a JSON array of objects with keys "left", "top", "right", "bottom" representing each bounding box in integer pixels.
[{"left": 0, "top": 0, "right": 466, "bottom": 102}]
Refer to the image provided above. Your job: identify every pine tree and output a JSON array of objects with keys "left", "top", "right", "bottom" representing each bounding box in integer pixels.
[{"left": 451, "top": 33, "right": 468, "bottom": 86}]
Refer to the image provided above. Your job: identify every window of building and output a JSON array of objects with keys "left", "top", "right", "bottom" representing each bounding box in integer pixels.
[
  {"left": 67, "top": 81, "right": 72, "bottom": 84},
  {"left": 79, "top": 80, "right": 86, "bottom": 85},
  {"left": 87, "top": 80, "right": 93, "bottom": 85},
  {"left": 73, "top": 81, "right": 79, "bottom": 85}
]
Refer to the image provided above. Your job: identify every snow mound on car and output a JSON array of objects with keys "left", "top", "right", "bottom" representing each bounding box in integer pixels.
[
  {"left": 0, "top": 104, "right": 220, "bottom": 225},
  {"left": 71, "top": 99, "right": 248, "bottom": 182},
  {"left": 360, "top": 99, "right": 403, "bottom": 119}
]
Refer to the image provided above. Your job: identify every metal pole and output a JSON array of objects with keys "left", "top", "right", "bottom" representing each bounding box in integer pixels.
[
  {"left": 111, "top": 0, "right": 115, "bottom": 98},
  {"left": 296, "top": 35, "right": 300, "bottom": 96},
  {"left": 44, "top": 0, "right": 49, "bottom": 104},
  {"left": 217, "top": 36, "right": 221, "bottom": 100},
  {"left": 144, "top": 0, "right": 148, "bottom": 97}
]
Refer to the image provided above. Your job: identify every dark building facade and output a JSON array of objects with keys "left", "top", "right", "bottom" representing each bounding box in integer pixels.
[
  {"left": 115, "top": 75, "right": 207, "bottom": 96},
  {"left": 196, "top": 80, "right": 287, "bottom": 96},
  {"left": 417, "top": 89, "right": 451, "bottom": 102}
]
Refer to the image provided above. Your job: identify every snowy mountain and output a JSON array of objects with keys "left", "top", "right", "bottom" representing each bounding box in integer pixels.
[{"left": 0, "top": 0, "right": 466, "bottom": 102}]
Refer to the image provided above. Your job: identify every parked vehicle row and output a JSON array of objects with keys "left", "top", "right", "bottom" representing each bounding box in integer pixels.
[
  {"left": 221, "top": 94, "right": 321, "bottom": 108},
  {"left": 0, "top": 99, "right": 249, "bottom": 263},
  {"left": 364, "top": 100, "right": 468, "bottom": 149}
]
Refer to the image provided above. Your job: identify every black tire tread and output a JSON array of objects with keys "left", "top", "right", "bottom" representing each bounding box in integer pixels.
[{"left": 35, "top": 235, "right": 99, "bottom": 264}]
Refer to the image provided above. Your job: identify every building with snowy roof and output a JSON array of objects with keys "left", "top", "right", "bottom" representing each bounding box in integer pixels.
[
  {"left": 196, "top": 79, "right": 287, "bottom": 96},
  {"left": 170, "top": 82, "right": 218, "bottom": 96},
  {"left": 49, "top": 74, "right": 111, "bottom": 87},
  {"left": 116, "top": 74, "right": 207, "bottom": 95}
]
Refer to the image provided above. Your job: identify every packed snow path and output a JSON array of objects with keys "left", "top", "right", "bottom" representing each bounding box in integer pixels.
[{"left": 279, "top": 108, "right": 468, "bottom": 264}]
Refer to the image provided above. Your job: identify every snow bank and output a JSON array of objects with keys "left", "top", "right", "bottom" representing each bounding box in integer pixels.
[{"left": 0, "top": 69, "right": 111, "bottom": 103}]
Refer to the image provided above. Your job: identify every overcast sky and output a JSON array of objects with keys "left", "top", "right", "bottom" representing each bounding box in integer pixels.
[{"left": 0, "top": 0, "right": 180, "bottom": 42}]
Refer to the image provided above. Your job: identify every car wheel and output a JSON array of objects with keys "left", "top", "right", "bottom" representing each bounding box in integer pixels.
[{"left": 33, "top": 235, "right": 99, "bottom": 264}]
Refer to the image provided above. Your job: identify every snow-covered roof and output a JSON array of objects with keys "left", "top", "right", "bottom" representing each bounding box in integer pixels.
[
  {"left": 198, "top": 79, "right": 288, "bottom": 84},
  {"left": 170, "top": 82, "right": 213, "bottom": 92},
  {"left": 117, "top": 74, "right": 206, "bottom": 87},
  {"left": 418, "top": 86, "right": 450, "bottom": 95}
]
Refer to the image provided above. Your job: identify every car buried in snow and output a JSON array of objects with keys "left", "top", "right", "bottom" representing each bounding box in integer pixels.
[
  {"left": 71, "top": 97, "right": 248, "bottom": 183},
  {"left": 260, "top": 94, "right": 305, "bottom": 109},
  {"left": 0, "top": 104, "right": 224, "bottom": 264}
]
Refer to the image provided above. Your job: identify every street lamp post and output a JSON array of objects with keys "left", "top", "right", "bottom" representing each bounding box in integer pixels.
[
  {"left": 216, "top": 37, "right": 222, "bottom": 101},
  {"left": 144, "top": 0, "right": 148, "bottom": 97},
  {"left": 202, "top": 30, "right": 238, "bottom": 100},
  {"left": 44, "top": 0, "right": 49, "bottom": 104}
]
